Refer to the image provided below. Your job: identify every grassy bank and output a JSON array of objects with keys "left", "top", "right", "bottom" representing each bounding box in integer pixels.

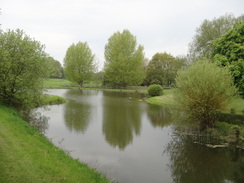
[
  {"left": 0, "top": 105, "right": 109, "bottom": 183},
  {"left": 82, "top": 87, "right": 148, "bottom": 94},
  {"left": 146, "top": 89, "right": 244, "bottom": 115},
  {"left": 44, "top": 79, "right": 79, "bottom": 89},
  {"left": 42, "top": 94, "right": 67, "bottom": 105},
  {"left": 146, "top": 89, "right": 175, "bottom": 106},
  {"left": 44, "top": 78, "right": 148, "bottom": 94}
]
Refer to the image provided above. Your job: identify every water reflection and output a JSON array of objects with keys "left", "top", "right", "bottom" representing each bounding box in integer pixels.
[
  {"left": 102, "top": 91, "right": 142, "bottom": 150},
  {"left": 165, "top": 135, "right": 244, "bottom": 183},
  {"left": 147, "top": 105, "right": 172, "bottom": 128},
  {"left": 64, "top": 90, "right": 92, "bottom": 133},
  {"left": 64, "top": 100, "right": 91, "bottom": 133},
  {"left": 29, "top": 111, "right": 49, "bottom": 133}
]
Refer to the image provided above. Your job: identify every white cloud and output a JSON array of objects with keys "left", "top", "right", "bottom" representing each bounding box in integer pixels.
[{"left": 1, "top": 0, "right": 243, "bottom": 68}]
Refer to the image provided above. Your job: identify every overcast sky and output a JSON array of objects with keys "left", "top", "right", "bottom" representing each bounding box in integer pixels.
[{"left": 1, "top": 0, "right": 243, "bottom": 68}]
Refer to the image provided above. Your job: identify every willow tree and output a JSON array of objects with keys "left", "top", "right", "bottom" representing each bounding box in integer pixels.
[
  {"left": 175, "top": 60, "right": 236, "bottom": 129},
  {"left": 104, "top": 30, "right": 145, "bottom": 87},
  {"left": 64, "top": 42, "right": 95, "bottom": 86}
]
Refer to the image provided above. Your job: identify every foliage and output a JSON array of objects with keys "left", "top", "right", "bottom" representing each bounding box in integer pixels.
[
  {"left": 64, "top": 42, "right": 96, "bottom": 86},
  {"left": 175, "top": 60, "right": 237, "bottom": 129},
  {"left": 0, "top": 105, "right": 109, "bottom": 183},
  {"left": 211, "top": 21, "right": 244, "bottom": 96},
  {"left": 104, "top": 29, "right": 145, "bottom": 87},
  {"left": 0, "top": 29, "right": 49, "bottom": 111},
  {"left": 188, "top": 13, "right": 242, "bottom": 61},
  {"left": 46, "top": 56, "right": 63, "bottom": 78},
  {"left": 145, "top": 52, "right": 184, "bottom": 86},
  {"left": 147, "top": 84, "right": 163, "bottom": 97}
]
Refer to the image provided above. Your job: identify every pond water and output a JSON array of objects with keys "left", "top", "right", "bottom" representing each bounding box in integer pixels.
[{"left": 36, "top": 89, "right": 244, "bottom": 183}]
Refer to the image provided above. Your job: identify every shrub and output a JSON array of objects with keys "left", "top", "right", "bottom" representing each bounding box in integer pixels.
[
  {"left": 175, "top": 60, "right": 237, "bottom": 129},
  {"left": 148, "top": 84, "right": 163, "bottom": 97},
  {"left": 0, "top": 29, "right": 49, "bottom": 111}
]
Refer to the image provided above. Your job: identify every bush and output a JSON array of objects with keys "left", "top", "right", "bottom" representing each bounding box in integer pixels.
[
  {"left": 148, "top": 84, "right": 163, "bottom": 97},
  {"left": 175, "top": 60, "right": 237, "bottom": 129},
  {"left": 0, "top": 29, "right": 49, "bottom": 111}
]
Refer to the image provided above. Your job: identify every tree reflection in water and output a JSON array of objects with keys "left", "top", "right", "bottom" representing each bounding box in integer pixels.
[
  {"left": 146, "top": 104, "right": 172, "bottom": 128},
  {"left": 102, "top": 91, "right": 142, "bottom": 150},
  {"left": 29, "top": 110, "right": 49, "bottom": 133},
  {"left": 64, "top": 90, "right": 92, "bottom": 133},
  {"left": 164, "top": 135, "right": 244, "bottom": 183}
]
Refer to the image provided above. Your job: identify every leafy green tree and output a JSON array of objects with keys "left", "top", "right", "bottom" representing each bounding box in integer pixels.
[
  {"left": 211, "top": 21, "right": 244, "bottom": 96},
  {"left": 64, "top": 42, "right": 96, "bottom": 86},
  {"left": 0, "top": 29, "right": 49, "bottom": 111},
  {"left": 47, "top": 56, "right": 63, "bottom": 78},
  {"left": 175, "top": 60, "right": 236, "bottom": 129},
  {"left": 188, "top": 14, "right": 242, "bottom": 61},
  {"left": 145, "top": 52, "right": 184, "bottom": 86},
  {"left": 104, "top": 29, "right": 145, "bottom": 87}
]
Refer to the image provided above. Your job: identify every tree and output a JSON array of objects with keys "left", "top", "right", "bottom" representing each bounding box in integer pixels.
[
  {"left": 64, "top": 42, "right": 95, "bottom": 86},
  {"left": 104, "top": 29, "right": 145, "bottom": 87},
  {"left": 46, "top": 56, "right": 63, "bottom": 78},
  {"left": 0, "top": 29, "right": 49, "bottom": 110},
  {"left": 188, "top": 14, "right": 241, "bottom": 61},
  {"left": 145, "top": 52, "right": 184, "bottom": 86},
  {"left": 211, "top": 21, "right": 244, "bottom": 96},
  {"left": 175, "top": 60, "right": 236, "bottom": 129}
]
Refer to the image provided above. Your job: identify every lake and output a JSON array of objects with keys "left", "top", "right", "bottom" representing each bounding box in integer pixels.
[{"left": 35, "top": 89, "right": 244, "bottom": 183}]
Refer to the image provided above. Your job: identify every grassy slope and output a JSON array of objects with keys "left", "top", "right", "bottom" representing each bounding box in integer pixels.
[{"left": 0, "top": 105, "right": 109, "bottom": 183}]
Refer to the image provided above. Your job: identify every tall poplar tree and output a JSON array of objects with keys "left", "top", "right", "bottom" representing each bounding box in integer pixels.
[{"left": 104, "top": 30, "right": 145, "bottom": 87}]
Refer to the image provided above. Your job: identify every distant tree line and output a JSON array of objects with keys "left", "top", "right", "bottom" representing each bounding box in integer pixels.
[{"left": 64, "top": 29, "right": 187, "bottom": 88}]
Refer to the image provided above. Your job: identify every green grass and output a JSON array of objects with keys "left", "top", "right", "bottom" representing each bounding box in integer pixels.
[
  {"left": 44, "top": 79, "right": 79, "bottom": 89},
  {"left": 146, "top": 89, "right": 244, "bottom": 115},
  {"left": 0, "top": 105, "right": 110, "bottom": 183},
  {"left": 44, "top": 78, "right": 148, "bottom": 94},
  {"left": 146, "top": 89, "right": 176, "bottom": 106},
  {"left": 82, "top": 87, "right": 148, "bottom": 94},
  {"left": 42, "top": 94, "right": 67, "bottom": 105},
  {"left": 224, "top": 96, "right": 244, "bottom": 115}
]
